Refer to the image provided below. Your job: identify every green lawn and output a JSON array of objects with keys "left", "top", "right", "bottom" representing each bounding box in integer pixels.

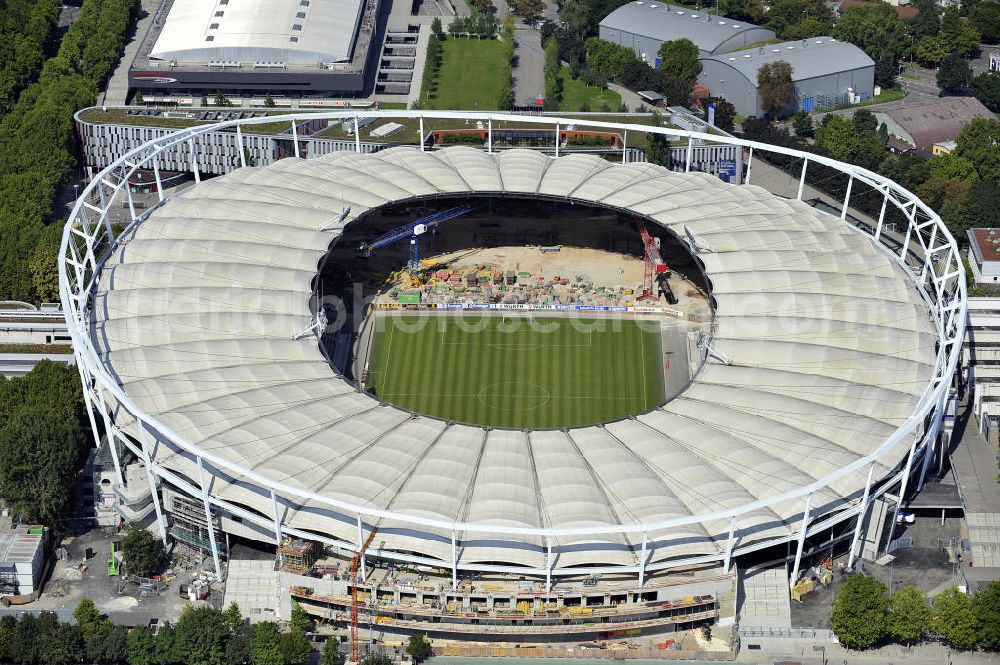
[
  {"left": 368, "top": 315, "right": 664, "bottom": 429},
  {"left": 557, "top": 68, "right": 621, "bottom": 112},
  {"left": 426, "top": 38, "right": 510, "bottom": 110}
]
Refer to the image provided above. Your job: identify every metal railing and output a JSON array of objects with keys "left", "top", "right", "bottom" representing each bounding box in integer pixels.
[{"left": 59, "top": 110, "right": 966, "bottom": 582}]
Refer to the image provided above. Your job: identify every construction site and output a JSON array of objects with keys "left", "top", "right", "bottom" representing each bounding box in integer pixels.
[{"left": 316, "top": 196, "right": 714, "bottom": 381}]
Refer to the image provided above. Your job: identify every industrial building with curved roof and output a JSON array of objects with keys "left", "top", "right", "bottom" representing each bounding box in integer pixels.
[
  {"left": 598, "top": 1, "right": 776, "bottom": 58},
  {"left": 91, "top": 145, "right": 939, "bottom": 574}
]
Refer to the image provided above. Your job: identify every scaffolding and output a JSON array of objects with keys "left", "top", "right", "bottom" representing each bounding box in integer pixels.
[
  {"left": 169, "top": 494, "right": 226, "bottom": 560},
  {"left": 277, "top": 537, "right": 320, "bottom": 575}
]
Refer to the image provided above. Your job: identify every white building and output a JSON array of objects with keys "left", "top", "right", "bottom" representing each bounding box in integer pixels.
[
  {"left": 0, "top": 519, "right": 47, "bottom": 597},
  {"left": 967, "top": 228, "right": 1000, "bottom": 288}
]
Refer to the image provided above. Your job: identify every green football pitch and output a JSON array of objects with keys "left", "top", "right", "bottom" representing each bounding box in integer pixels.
[{"left": 367, "top": 315, "right": 665, "bottom": 429}]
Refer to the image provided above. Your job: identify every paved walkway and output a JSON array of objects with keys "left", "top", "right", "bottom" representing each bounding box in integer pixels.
[
  {"left": 100, "top": 0, "right": 165, "bottom": 105},
  {"left": 737, "top": 567, "right": 791, "bottom": 630},
  {"left": 513, "top": 29, "right": 543, "bottom": 106}
]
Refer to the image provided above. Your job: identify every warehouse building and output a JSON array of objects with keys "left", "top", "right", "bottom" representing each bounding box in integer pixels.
[
  {"left": 128, "top": 0, "right": 386, "bottom": 101},
  {"left": 599, "top": 1, "right": 775, "bottom": 61},
  {"left": 874, "top": 97, "right": 994, "bottom": 152},
  {"left": 699, "top": 37, "right": 874, "bottom": 116}
]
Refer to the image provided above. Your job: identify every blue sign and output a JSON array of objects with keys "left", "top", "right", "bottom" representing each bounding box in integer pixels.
[{"left": 719, "top": 159, "right": 737, "bottom": 182}]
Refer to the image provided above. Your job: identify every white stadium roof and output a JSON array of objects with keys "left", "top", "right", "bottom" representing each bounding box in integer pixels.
[
  {"left": 93, "top": 147, "right": 936, "bottom": 570},
  {"left": 149, "top": 0, "right": 365, "bottom": 65}
]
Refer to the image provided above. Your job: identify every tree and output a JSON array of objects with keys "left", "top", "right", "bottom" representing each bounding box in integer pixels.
[
  {"left": 766, "top": 0, "right": 833, "bottom": 38},
  {"left": 706, "top": 97, "right": 736, "bottom": 132},
  {"left": 0, "top": 404, "right": 83, "bottom": 524},
  {"left": 816, "top": 115, "right": 885, "bottom": 169},
  {"left": 757, "top": 60, "right": 795, "bottom": 118},
  {"left": 543, "top": 37, "right": 562, "bottom": 110},
  {"left": 792, "top": 111, "right": 814, "bottom": 137},
  {"left": 937, "top": 53, "right": 973, "bottom": 95},
  {"left": 955, "top": 118, "right": 1000, "bottom": 181},
  {"left": 656, "top": 38, "right": 701, "bottom": 84},
  {"left": 249, "top": 622, "right": 284, "bottom": 665},
  {"left": 833, "top": 2, "right": 908, "bottom": 62},
  {"left": 515, "top": 0, "right": 545, "bottom": 18},
  {"left": 174, "top": 606, "right": 232, "bottom": 665},
  {"left": 224, "top": 625, "right": 251, "bottom": 665},
  {"left": 84, "top": 620, "right": 115, "bottom": 664},
  {"left": 152, "top": 622, "right": 177, "bottom": 665},
  {"left": 0, "top": 616, "right": 15, "bottom": 663},
  {"left": 102, "top": 624, "right": 130, "bottom": 664},
  {"left": 927, "top": 153, "right": 978, "bottom": 182},
  {"left": 853, "top": 108, "right": 877, "bottom": 132},
  {"left": 830, "top": 573, "right": 889, "bottom": 649},
  {"left": 11, "top": 613, "right": 39, "bottom": 665},
  {"left": 430, "top": 17, "right": 443, "bottom": 37},
  {"left": 321, "top": 639, "right": 342, "bottom": 665},
  {"left": 969, "top": 0, "right": 1000, "bottom": 42},
  {"left": 646, "top": 110, "right": 669, "bottom": 166},
  {"left": 121, "top": 525, "right": 166, "bottom": 577},
  {"left": 74, "top": 597, "right": 102, "bottom": 630},
  {"left": 888, "top": 586, "right": 931, "bottom": 645},
  {"left": 29, "top": 234, "right": 60, "bottom": 303},
  {"left": 360, "top": 650, "right": 394, "bottom": 665},
  {"left": 972, "top": 71, "right": 1000, "bottom": 111},
  {"left": 974, "top": 580, "right": 1000, "bottom": 650},
  {"left": 280, "top": 630, "right": 312, "bottom": 665},
  {"left": 938, "top": 6, "right": 980, "bottom": 57},
  {"left": 908, "top": 0, "right": 941, "bottom": 41},
  {"left": 406, "top": 634, "right": 432, "bottom": 664},
  {"left": 875, "top": 54, "right": 897, "bottom": 89},
  {"left": 264, "top": 94, "right": 276, "bottom": 107},
  {"left": 213, "top": 90, "right": 233, "bottom": 107},
  {"left": 129, "top": 626, "right": 158, "bottom": 665},
  {"left": 40, "top": 622, "right": 84, "bottom": 665},
  {"left": 223, "top": 602, "right": 243, "bottom": 632},
  {"left": 915, "top": 36, "right": 949, "bottom": 66},
  {"left": 934, "top": 587, "right": 978, "bottom": 650},
  {"left": 288, "top": 600, "right": 313, "bottom": 634}
]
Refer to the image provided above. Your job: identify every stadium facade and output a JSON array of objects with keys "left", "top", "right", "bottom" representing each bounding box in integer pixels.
[{"left": 61, "top": 111, "right": 964, "bottom": 641}]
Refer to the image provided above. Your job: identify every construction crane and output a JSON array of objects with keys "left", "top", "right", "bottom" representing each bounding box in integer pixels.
[
  {"left": 350, "top": 526, "right": 379, "bottom": 664},
  {"left": 358, "top": 205, "right": 474, "bottom": 270},
  {"left": 637, "top": 222, "right": 678, "bottom": 304}
]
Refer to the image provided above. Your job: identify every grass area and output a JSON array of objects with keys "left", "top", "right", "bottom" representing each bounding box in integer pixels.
[
  {"left": 378, "top": 102, "right": 410, "bottom": 110},
  {"left": 556, "top": 68, "right": 622, "bottom": 112},
  {"left": 78, "top": 108, "right": 310, "bottom": 134},
  {"left": 899, "top": 71, "right": 920, "bottom": 80},
  {"left": 426, "top": 38, "right": 510, "bottom": 110},
  {"left": 368, "top": 315, "right": 665, "bottom": 429},
  {"left": 0, "top": 344, "right": 73, "bottom": 354},
  {"left": 824, "top": 86, "right": 907, "bottom": 112}
]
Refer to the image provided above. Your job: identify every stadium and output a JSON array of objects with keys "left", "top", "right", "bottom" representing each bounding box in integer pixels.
[{"left": 62, "top": 111, "right": 964, "bottom": 642}]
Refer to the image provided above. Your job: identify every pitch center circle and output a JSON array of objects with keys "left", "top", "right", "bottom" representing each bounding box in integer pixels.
[{"left": 477, "top": 381, "right": 551, "bottom": 411}]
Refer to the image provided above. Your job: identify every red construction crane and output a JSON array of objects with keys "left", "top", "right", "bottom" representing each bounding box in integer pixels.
[
  {"left": 637, "top": 222, "right": 676, "bottom": 303},
  {"left": 350, "top": 527, "right": 379, "bottom": 663}
]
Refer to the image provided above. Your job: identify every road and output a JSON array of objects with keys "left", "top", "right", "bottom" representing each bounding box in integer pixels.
[
  {"left": 513, "top": 28, "right": 544, "bottom": 106},
  {"left": 810, "top": 65, "right": 941, "bottom": 124}
]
